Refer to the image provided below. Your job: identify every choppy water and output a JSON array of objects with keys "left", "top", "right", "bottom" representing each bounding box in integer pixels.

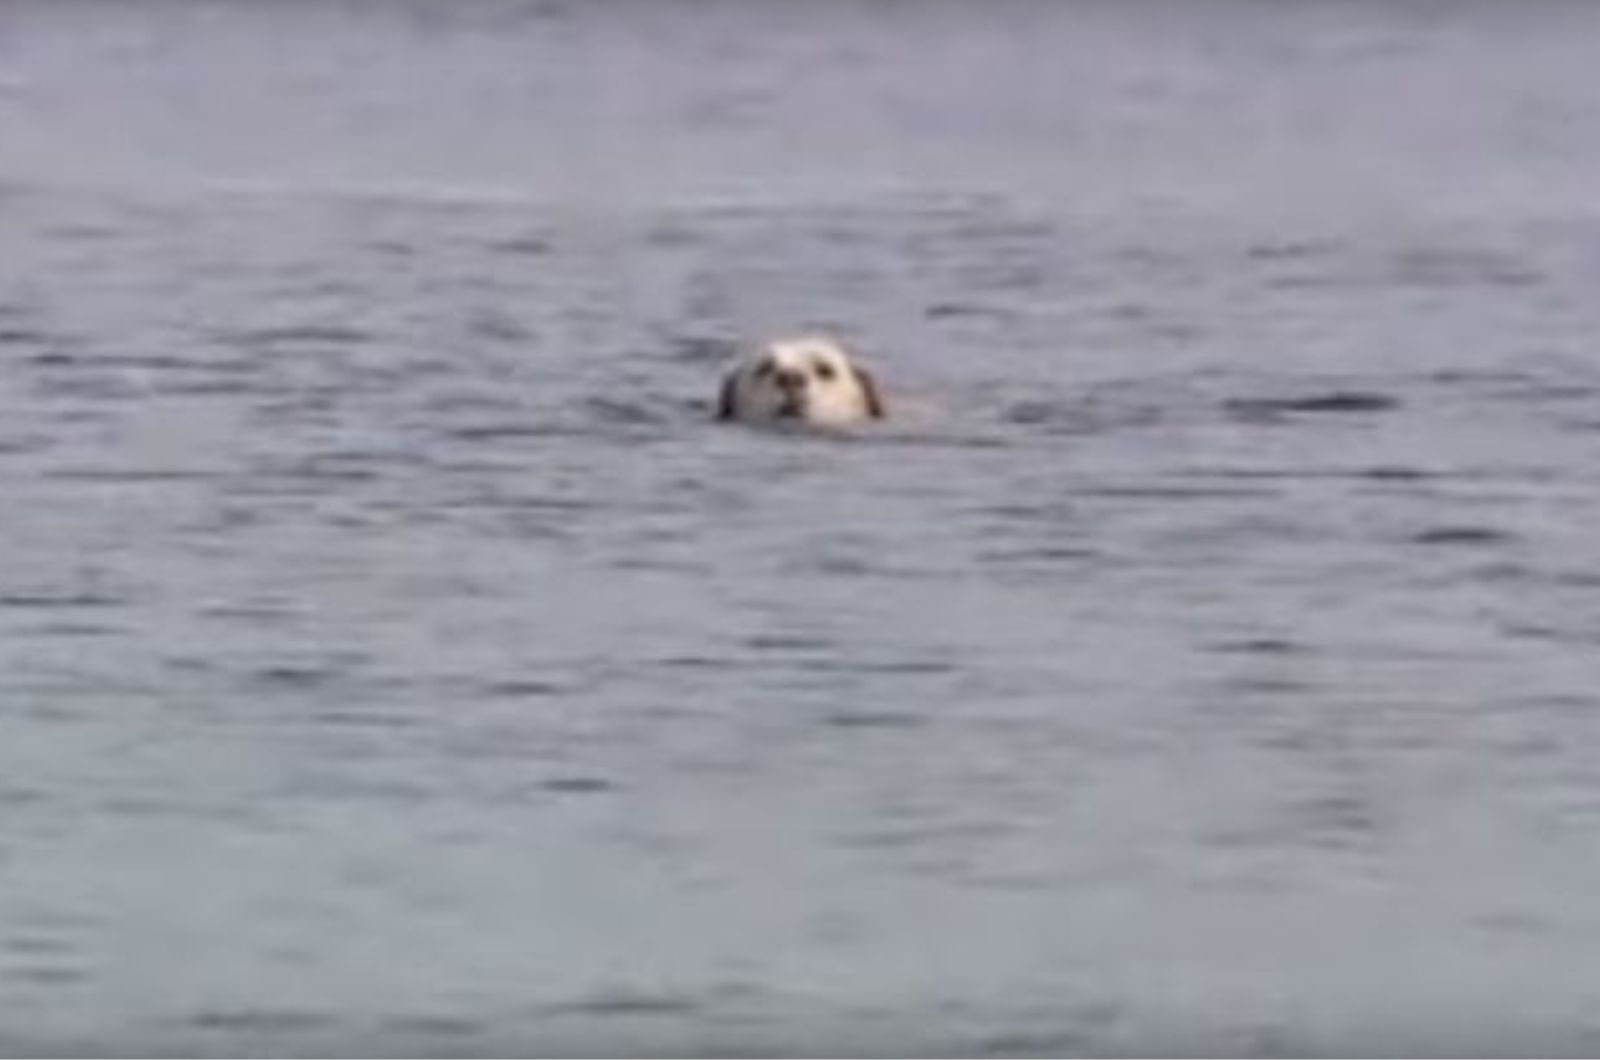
[{"left": 6, "top": 1, "right": 1600, "bottom": 1055}]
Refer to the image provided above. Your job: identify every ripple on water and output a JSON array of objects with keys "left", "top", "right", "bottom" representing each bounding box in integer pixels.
[
  {"left": 186, "top": 1009, "right": 339, "bottom": 1034},
  {"left": 1223, "top": 391, "right": 1402, "bottom": 420},
  {"left": 247, "top": 659, "right": 363, "bottom": 692},
  {"left": 818, "top": 709, "right": 927, "bottom": 730},
  {"left": 377, "top": 1013, "right": 484, "bottom": 1046},
  {"left": 485, "top": 234, "right": 552, "bottom": 257},
  {"left": 0, "top": 591, "right": 125, "bottom": 609},
  {"left": 664, "top": 334, "right": 738, "bottom": 363},
  {"left": 1207, "top": 638, "right": 1309, "bottom": 656},
  {"left": 584, "top": 395, "right": 672, "bottom": 427},
  {"left": 0, "top": 327, "right": 58, "bottom": 346},
  {"left": 542, "top": 991, "right": 702, "bottom": 1018},
  {"left": 539, "top": 776, "right": 616, "bottom": 794},
  {"left": 1, "top": 928, "right": 90, "bottom": 993},
  {"left": 1409, "top": 526, "right": 1517, "bottom": 546},
  {"left": 41, "top": 467, "right": 227, "bottom": 484},
  {"left": 478, "top": 679, "right": 570, "bottom": 698},
  {"left": 212, "top": 324, "right": 376, "bottom": 351}
]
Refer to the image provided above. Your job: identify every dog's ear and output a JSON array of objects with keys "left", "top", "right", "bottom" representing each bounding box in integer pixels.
[
  {"left": 851, "top": 363, "right": 886, "bottom": 419},
  {"left": 716, "top": 369, "right": 739, "bottom": 420}
]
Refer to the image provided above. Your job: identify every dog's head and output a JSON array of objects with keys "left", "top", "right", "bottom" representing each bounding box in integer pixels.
[{"left": 716, "top": 335, "right": 885, "bottom": 426}]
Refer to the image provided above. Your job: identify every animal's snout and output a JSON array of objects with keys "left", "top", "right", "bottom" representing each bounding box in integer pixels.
[{"left": 716, "top": 336, "right": 883, "bottom": 425}]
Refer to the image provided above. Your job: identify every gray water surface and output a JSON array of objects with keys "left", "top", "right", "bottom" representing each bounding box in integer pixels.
[{"left": 5, "top": 1, "right": 1600, "bottom": 1055}]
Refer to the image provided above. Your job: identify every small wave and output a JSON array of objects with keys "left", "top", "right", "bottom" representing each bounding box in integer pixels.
[
  {"left": 584, "top": 395, "right": 671, "bottom": 426},
  {"left": 0, "top": 327, "right": 57, "bottom": 346},
  {"left": 0, "top": 591, "right": 125, "bottom": 609},
  {"left": 188, "top": 1009, "right": 337, "bottom": 1034},
  {"left": 485, "top": 234, "right": 552, "bottom": 256},
  {"left": 1409, "top": 526, "right": 1516, "bottom": 546},
  {"left": 819, "top": 710, "right": 926, "bottom": 729},
  {"left": 213, "top": 324, "right": 375, "bottom": 350},
  {"left": 1207, "top": 638, "right": 1307, "bottom": 656},
  {"left": 542, "top": 991, "right": 701, "bottom": 1018},
  {"left": 539, "top": 776, "right": 615, "bottom": 794},
  {"left": 664, "top": 335, "right": 738, "bottom": 364},
  {"left": 1225, "top": 391, "right": 1400, "bottom": 419}
]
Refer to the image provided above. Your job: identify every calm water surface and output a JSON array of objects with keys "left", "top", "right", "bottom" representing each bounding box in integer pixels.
[{"left": 5, "top": 1, "right": 1600, "bottom": 1055}]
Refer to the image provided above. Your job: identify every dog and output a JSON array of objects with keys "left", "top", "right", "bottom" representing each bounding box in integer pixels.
[{"left": 716, "top": 335, "right": 885, "bottom": 426}]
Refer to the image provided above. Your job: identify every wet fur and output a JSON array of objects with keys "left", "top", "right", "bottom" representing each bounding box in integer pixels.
[{"left": 716, "top": 336, "right": 885, "bottom": 425}]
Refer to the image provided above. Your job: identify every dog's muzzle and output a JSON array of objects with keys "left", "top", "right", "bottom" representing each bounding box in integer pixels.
[{"left": 774, "top": 369, "right": 807, "bottom": 417}]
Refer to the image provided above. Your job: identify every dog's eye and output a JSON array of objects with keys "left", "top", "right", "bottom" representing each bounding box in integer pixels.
[
  {"left": 754, "top": 359, "right": 776, "bottom": 378},
  {"left": 813, "top": 360, "right": 838, "bottom": 381}
]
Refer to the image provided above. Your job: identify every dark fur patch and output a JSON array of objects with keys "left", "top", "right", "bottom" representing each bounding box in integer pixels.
[
  {"left": 716, "top": 371, "right": 738, "bottom": 420},
  {"left": 852, "top": 363, "right": 886, "bottom": 419}
]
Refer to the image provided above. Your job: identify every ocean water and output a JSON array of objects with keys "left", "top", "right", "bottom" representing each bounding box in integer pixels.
[{"left": 5, "top": 1, "right": 1600, "bottom": 1055}]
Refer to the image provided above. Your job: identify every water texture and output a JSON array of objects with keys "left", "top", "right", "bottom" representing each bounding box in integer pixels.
[{"left": 4, "top": 1, "right": 1600, "bottom": 1054}]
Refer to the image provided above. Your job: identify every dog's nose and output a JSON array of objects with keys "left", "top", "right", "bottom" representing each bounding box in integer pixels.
[{"left": 774, "top": 368, "right": 807, "bottom": 391}]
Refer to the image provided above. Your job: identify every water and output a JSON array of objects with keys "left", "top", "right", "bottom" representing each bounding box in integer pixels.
[{"left": 5, "top": 1, "right": 1600, "bottom": 1054}]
